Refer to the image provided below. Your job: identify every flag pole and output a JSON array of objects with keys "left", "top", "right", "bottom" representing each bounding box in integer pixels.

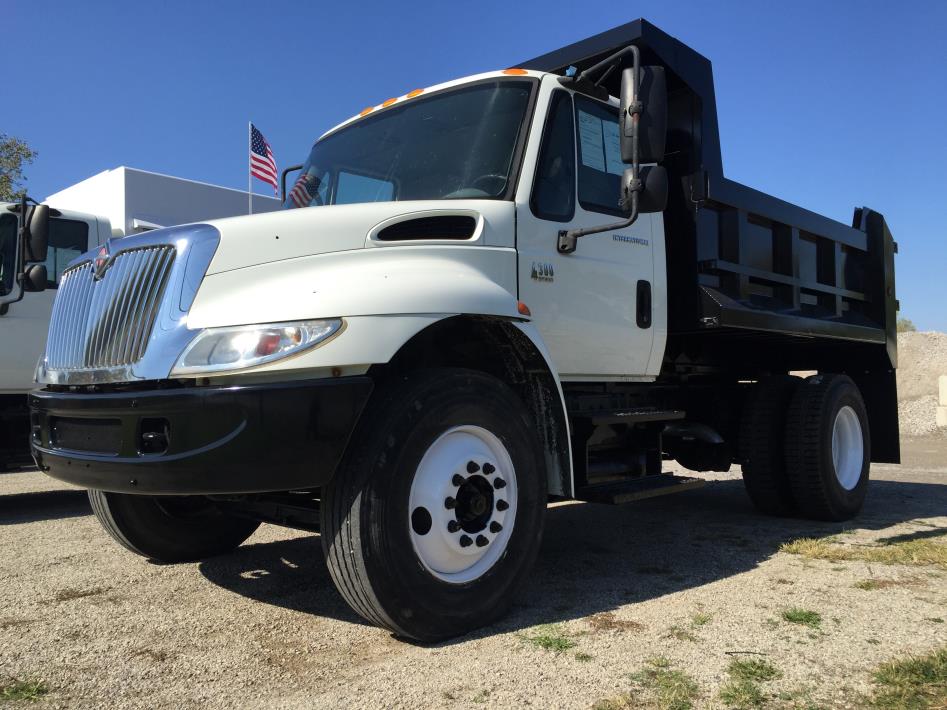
[{"left": 248, "top": 121, "right": 253, "bottom": 215}]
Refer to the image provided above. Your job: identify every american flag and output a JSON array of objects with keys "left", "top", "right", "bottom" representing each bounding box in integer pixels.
[
  {"left": 249, "top": 124, "right": 278, "bottom": 193},
  {"left": 288, "top": 172, "right": 322, "bottom": 208}
]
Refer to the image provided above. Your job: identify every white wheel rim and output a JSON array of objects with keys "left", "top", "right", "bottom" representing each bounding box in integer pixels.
[
  {"left": 831, "top": 405, "right": 863, "bottom": 491},
  {"left": 408, "top": 425, "right": 517, "bottom": 584}
]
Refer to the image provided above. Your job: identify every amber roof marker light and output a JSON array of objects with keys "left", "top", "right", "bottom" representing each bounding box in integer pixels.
[{"left": 502, "top": 68, "right": 529, "bottom": 75}]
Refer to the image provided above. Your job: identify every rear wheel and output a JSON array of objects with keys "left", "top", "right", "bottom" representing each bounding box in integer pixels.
[
  {"left": 88, "top": 491, "right": 260, "bottom": 562},
  {"left": 784, "top": 374, "right": 870, "bottom": 521},
  {"left": 321, "top": 368, "right": 546, "bottom": 642},
  {"left": 738, "top": 376, "right": 800, "bottom": 515}
]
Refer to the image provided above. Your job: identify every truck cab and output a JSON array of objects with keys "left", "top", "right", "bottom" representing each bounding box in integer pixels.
[
  {"left": 0, "top": 204, "right": 110, "bottom": 468},
  {"left": 28, "top": 20, "right": 898, "bottom": 642}
]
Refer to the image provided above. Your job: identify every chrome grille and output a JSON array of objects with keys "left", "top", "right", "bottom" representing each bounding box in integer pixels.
[{"left": 46, "top": 246, "right": 176, "bottom": 370}]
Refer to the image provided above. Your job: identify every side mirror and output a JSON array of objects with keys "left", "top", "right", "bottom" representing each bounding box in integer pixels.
[
  {"left": 621, "top": 165, "right": 668, "bottom": 214},
  {"left": 23, "top": 263, "right": 47, "bottom": 292},
  {"left": 26, "top": 204, "right": 49, "bottom": 263},
  {"left": 620, "top": 65, "right": 667, "bottom": 164}
]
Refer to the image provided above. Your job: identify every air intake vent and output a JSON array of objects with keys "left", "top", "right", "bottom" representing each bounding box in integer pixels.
[{"left": 377, "top": 215, "right": 477, "bottom": 241}]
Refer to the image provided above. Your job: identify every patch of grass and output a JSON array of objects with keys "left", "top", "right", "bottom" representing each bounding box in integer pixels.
[
  {"left": 719, "top": 679, "right": 765, "bottom": 709},
  {"left": 629, "top": 657, "right": 699, "bottom": 710},
  {"left": 587, "top": 611, "right": 643, "bottom": 633},
  {"left": 592, "top": 697, "right": 634, "bottom": 710},
  {"left": 719, "top": 659, "right": 781, "bottom": 708},
  {"left": 781, "top": 608, "right": 822, "bottom": 629},
  {"left": 0, "top": 679, "right": 49, "bottom": 702},
  {"left": 519, "top": 624, "right": 577, "bottom": 653},
  {"left": 855, "top": 577, "right": 922, "bottom": 591},
  {"left": 666, "top": 625, "right": 698, "bottom": 642},
  {"left": 471, "top": 689, "right": 490, "bottom": 704},
  {"left": 691, "top": 612, "right": 712, "bottom": 627},
  {"left": 575, "top": 652, "right": 594, "bottom": 662},
  {"left": 780, "top": 532, "right": 947, "bottom": 570},
  {"left": 925, "top": 617, "right": 944, "bottom": 624},
  {"left": 729, "top": 658, "right": 781, "bottom": 683},
  {"left": 868, "top": 646, "right": 947, "bottom": 709}
]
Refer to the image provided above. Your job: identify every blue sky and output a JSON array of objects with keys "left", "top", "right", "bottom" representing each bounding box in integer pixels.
[{"left": 6, "top": 0, "right": 947, "bottom": 330}]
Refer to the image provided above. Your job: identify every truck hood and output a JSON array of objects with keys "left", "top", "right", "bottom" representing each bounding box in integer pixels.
[{"left": 201, "top": 200, "right": 515, "bottom": 276}]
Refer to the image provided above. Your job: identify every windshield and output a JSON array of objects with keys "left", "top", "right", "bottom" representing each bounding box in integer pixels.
[{"left": 283, "top": 78, "right": 535, "bottom": 209}]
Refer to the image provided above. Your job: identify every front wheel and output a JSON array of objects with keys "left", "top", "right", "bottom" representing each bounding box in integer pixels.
[
  {"left": 321, "top": 368, "right": 546, "bottom": 642},
  {"left": 88, "top": 490, "right": 260, "bottom": 562}
]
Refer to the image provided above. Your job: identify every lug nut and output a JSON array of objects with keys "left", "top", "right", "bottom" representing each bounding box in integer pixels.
[
  {"left": 444, "top": 496, "right": 456, "bottom": 509},
  {"left": 447, "top": 520, "right": 460, "bottom": 533},
  {"left": 475, "top": 535, "right": 489, "bottom": 547},
  {"left": 493, "top": 478, "right": 506, "bottom": 489},
  {"left": 483, "top": 462, "right": 495, "bottom": 475},
  {"left": 466, "top": 461, "right": 480, "bottom": 473},
  {"left": 452, "top": 474, "right": 465, "bottom": 487},
  {"left": 459, "top": 535, "right": 472, "bottom": 548},
  {"left": 496, "top": 499, "right": 509, "bottom": 511},
  {"left": 490, "top": 521, "right": 502, "bottom": 533}
]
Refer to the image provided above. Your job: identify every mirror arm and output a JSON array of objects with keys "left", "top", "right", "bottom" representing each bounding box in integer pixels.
[
  {"left": 558, "top": 44, "right": 643, "bottom": 256},
  {"left": 557, "top": 193, "right": 639, "bottom": 254}
]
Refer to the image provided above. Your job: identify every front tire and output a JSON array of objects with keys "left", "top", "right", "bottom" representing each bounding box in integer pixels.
[
  {"left": 784, "top": 374, "right": 871, "bottom": 521},
  {"left": 321, "top": 368, "right": 546, "bottom": 642},
  {"left": 88, "top": 491, "right": 260, "bottom": 562}
]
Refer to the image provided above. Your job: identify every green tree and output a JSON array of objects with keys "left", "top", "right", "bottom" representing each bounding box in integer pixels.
[
  {"left": 0, "top": 133, "right": 38, "bottom": 201},
  {"left": 897, "top": 316, "right": 917, "bottom": 333}
]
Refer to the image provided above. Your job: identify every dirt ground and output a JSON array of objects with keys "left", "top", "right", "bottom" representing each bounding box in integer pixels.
[{"left": 1, "top": 434, "right": 945, "bottom": 709}]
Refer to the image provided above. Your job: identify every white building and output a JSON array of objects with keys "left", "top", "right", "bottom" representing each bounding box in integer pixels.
[{"left": 45, "top": 166, "right": 281, "bottom": 237}]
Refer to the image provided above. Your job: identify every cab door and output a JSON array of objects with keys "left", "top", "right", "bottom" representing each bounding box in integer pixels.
[{"left": 516, "top": 84, "right": 656, "bottom": 380}]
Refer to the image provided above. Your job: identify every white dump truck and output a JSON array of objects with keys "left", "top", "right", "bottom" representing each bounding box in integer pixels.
[
  {"left": 26, "top": 20, "right": 898, "bottom": 641},
  {"left": 0, "top": 171, "right": 278, "bottom": 468}
]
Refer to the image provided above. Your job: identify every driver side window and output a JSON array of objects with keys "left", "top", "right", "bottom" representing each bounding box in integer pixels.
[{"left": 530, "top": 91, "right": 575, "bottom": 222}]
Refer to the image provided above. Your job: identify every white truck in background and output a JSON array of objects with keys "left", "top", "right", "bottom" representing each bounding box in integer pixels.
[{"left": 0, "top": 170, "right": 278, "bottom": 467}]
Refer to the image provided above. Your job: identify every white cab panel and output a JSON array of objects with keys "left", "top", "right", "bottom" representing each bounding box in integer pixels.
[
  {"left": 203, "top": 200, "right": 516, "bottom": 275},
  {"left": 187, "top": 245, "right": 520, "bottom": 329},
  {"left": 514, "top": 76, "right": 663, "bottom": 379}
]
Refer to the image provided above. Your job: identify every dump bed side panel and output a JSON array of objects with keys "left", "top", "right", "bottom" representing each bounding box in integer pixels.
[{"left": 523, "top": 19, "right": 899, "bottom": 462}]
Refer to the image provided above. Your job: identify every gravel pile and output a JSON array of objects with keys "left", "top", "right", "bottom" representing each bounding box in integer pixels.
[{"left": 897, "top": 331, "right": 947, "bottom": 436}]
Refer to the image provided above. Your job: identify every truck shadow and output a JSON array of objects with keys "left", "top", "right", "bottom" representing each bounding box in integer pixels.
[
  {"left": 198, "top": 475, "right": 947, "bottom": 640},
  {"left": 0, "top": 488, "right": 90, "bottom": 525}
]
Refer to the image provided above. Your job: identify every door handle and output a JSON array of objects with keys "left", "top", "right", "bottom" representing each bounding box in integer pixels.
[{"left": 636, "top": 280, "right": 652, "bottom": 329}]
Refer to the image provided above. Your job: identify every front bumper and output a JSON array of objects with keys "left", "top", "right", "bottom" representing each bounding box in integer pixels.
[{"left": 29, "top": 377, "right": 373, "bottom": 495}]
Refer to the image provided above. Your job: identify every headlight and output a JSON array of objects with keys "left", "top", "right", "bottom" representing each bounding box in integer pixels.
[{"left": 171, "top": 319, "right": 342, "bottom": 375}]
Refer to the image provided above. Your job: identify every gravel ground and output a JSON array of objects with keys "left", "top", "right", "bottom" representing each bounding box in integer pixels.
[{"left": 1, "top": 439, "right": 945, "bottom": 709}]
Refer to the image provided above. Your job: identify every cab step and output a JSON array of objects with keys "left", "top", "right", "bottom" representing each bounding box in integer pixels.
[{"left": 575, "top": 474, "right": 706, "bottom": 504}]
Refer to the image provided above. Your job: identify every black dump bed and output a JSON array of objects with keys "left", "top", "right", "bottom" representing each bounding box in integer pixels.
[{"left": 522, "top": 20, "right": 900, "bottom": 462}]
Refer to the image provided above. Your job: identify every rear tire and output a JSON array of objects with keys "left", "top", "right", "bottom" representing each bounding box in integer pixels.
[
  {"left": 321, "top": 368, "right": 546, "bottom": 642},
  {"left": 739, "top": 376, "right": 800, "bottom": 515},
  {"left": 784, "top": 374, "right": 870, "bottom": 521},
  {"left": 88, "top": 491, "right": 260, "bottom": 562}
]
